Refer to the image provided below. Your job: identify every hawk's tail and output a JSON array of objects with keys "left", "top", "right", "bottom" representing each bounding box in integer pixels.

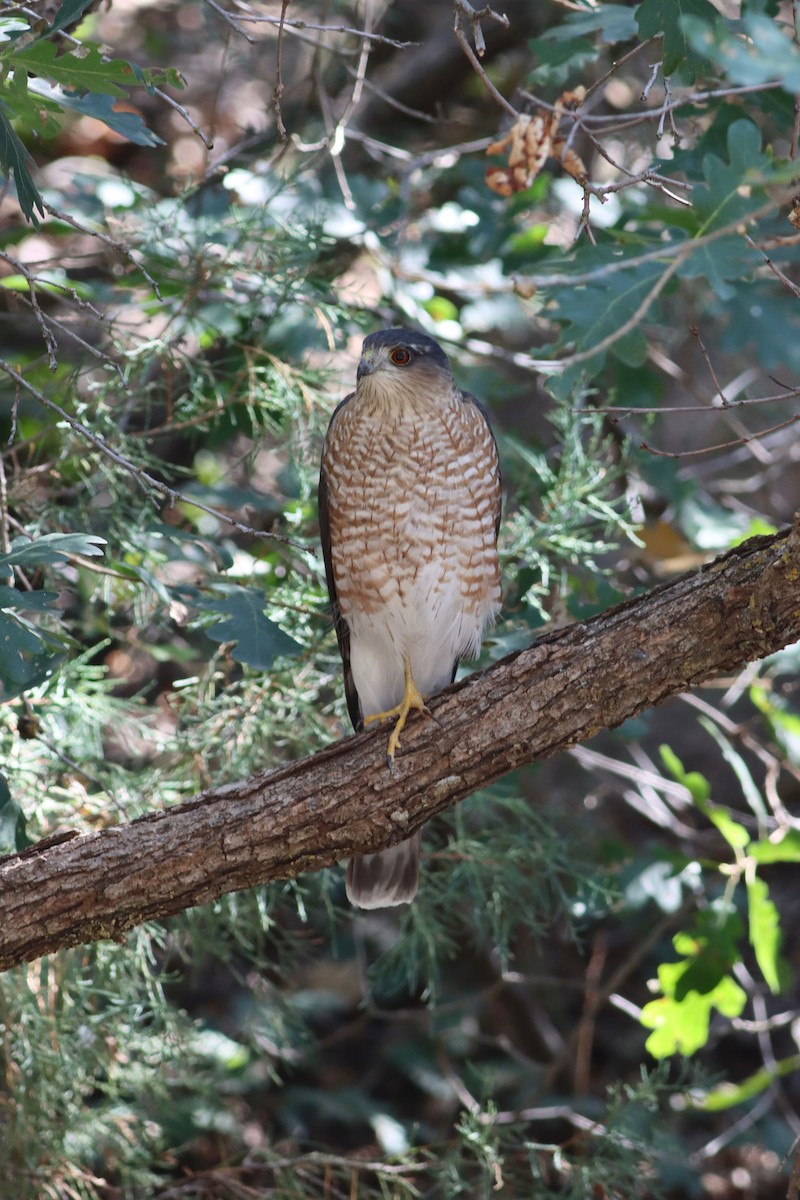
[{"left": 346, "top": 833, "right": 420, "bottom": 909}]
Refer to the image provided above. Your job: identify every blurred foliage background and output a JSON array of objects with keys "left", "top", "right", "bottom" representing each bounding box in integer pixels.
[{"left": 1, "top": 0, "right": 800, "bottom": 1196}]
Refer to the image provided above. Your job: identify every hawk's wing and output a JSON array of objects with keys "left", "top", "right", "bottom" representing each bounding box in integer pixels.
[
  {"left": 319, "top": 394, "right": 363, "bottom": 731},
  {"left": 443, "top": 386, "right": 503, "bottom": 681},
  {"left": 460, "top": 388, "right": 503, "bottom": 542}
]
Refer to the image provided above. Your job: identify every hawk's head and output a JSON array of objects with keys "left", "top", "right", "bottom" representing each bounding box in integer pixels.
[{"left": 356, "top": 329, "right": 453, "bottom": 386}]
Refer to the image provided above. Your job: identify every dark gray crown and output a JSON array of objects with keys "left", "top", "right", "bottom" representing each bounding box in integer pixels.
[{"left": 362, "top": 328, "right": 451, "bottom": 372}]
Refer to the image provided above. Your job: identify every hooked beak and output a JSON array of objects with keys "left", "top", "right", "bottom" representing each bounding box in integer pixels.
[{"left": 356, "top": 354, "right": 375, "bottom": 381}]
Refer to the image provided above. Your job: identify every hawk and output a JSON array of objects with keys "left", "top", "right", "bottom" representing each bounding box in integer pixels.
[{"left": 319, "top": 329, "right": 502, "bottom": 908}]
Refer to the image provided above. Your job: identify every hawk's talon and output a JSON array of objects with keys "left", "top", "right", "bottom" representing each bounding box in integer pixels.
[{"left": 363, "top": 658, "right": 430, "bottom": 764}]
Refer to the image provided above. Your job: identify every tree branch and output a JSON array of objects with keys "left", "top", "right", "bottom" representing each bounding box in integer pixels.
[{"left": 2, "top": 519, "right": 800, "bottom": 971}]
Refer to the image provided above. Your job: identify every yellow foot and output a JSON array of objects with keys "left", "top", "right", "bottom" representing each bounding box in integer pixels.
[{"left": 363, "top": 659, "right": 430, "bottom": 763}]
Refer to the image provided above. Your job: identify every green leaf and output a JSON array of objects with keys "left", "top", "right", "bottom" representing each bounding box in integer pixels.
[
  {"left": 749, "top": 684, "right": 800, "bottom": 763},
  {"left": 0, "top": 611, "right": 61, "bottom": 699},
  {"left": 0, "top": 103, "right": 44, "bottom": 224},
  {"left": 749, "top": 829, "right": 800, "bottom": 864},
  {"left": 2, "top": 41, "right": 171, "bottom": 98},
  {"left": 642, "top": 906, "right": 747, "bottom": 1055},
  {"left": 692, "top": 1054, "right": 800, "bottom": 1111},
  {"left": 694, "top": 118, "right": 790, "bottom": 231},
  {"left": 0, "top": 773, "right": 32, "bottom": 854},
  {"left": 527, "top": 36, "right": 596, "bottom": 86},
  {"left": 683, "top": 13, "right": 800, "bottom": 92},
  {"left": 636, "top": 0, "right": 719, "bottom": 75},
  {"left": 0, "top": 612, "right": 45, "bottom": 679},
  {"left": 0, "top": 81, "right": 62, "bottom": 138},
  {"left": 27, "top": 81, "right": 164, "bottom": 147},
  {"left": 543, "top": 249, "right": 666, "bottom": 385},
  {"left": 200, "top": 587, "right": 301, "bottom": 669},
  {"left": 539, "top": 5, "right": 639, "bottom": 44},
  {"left": 422, "top": 295, "right": 459, "bottom": 323},
  {"left": 659, "top": 744, "right": 710, "bottom": 805},
  {"left": 45, "top": 0, "right": 100, "bottom": 35},
  {"left": 729, "top": 517, "right": 778, "bottom": 545},
  {"left": 0, "top": 532, "right": 106, "bottom": 569},
  {"left": 677, "top": 492, "right": 752, "bottom": 551},
  {"left": 0, "top": 18, "right": 30, "bottom": 42},
  {"left": 672, "top": 906, "right": 744, "bottom": 999},
  {"left": 747, "top": 875, "right": 787, "bottom": 993},
  {"left": 641, "top": 972, "right": 747, "bottom": 1057},
  {"left": 0, "top": 585, "right": 59, "bottom": 611},
  {"left": 675, "top": 120, "right": 785, "bottom": 298},
  {"left": 659, "top": 742, "right": 750, "bottom": 849},
  {"left": 705, "top": 805, "right": 751, "bottom": 850}
]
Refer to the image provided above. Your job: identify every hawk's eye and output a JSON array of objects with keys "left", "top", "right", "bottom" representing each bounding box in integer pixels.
[{"left": 390, "top": 347, "right": 412, "bottom": 366}]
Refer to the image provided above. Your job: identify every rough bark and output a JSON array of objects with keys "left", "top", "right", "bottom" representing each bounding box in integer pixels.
[{"left": 1, "top": 518, "right": 799, "bottom": 971}]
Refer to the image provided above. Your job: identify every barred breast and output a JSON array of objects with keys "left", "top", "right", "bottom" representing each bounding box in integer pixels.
[{"left": 321, "top": 387, "right": 501, "bottom": 719}]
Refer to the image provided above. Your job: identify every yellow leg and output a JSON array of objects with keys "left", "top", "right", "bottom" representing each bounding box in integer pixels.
[{"left": 363, "top": 658, "right": 430, "bottom": 763}]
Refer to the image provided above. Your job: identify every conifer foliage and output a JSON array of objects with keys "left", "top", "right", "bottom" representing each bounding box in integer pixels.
[{"left": 1, "top": 0, "right": 799, "bottom": 1195}]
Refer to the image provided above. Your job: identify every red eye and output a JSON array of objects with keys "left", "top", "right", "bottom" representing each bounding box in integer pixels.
[{"left": 390, "top": 347, "right": 412, "bottom": 366}]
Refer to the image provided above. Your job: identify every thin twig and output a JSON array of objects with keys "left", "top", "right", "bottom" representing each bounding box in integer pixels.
[
  {"left": 0, "top": 253, "right": 60, "bottom": 367},
  {"left": 153, "top": 85, "right": 213, "bottom": 148},
  {"left": 580, "top": 130, "right": 692, "bottom": 205},
  {"left": 0, "top": 454, "right": 10, "bottom": 556},
  {"left": 642, "top": 412, "right": 800, "bottom": 459},
  {"left": 690, "top": 324, "right": 775, "bottom": 464},
  {"left": 310, "top": 1, "right": 375, "bottom": 210},
  {"left": 690, "top": 325, "right": 727, "bottom": 402},
  {"left": 42, "top": 202, "right": 162, "bottom": 299},
  {"left": 681, "top": 692, "right": 800, "bottom": 813},
  {"left": 583, "top": 37, "right": 659, "bottom": 102},
  {"left": 246, "top": 1152, "right": 428, "bottom": 1176},
  {"left": 690, "top": 1089, "right": 777, "bottom": 1164},
  {"left": 744, "top": 232, "right": 800, "bottom": 299},
  {"left": 576, "top": 384, "right": 800, "bottom": 416},
  {"left": 227, "top": 6, "right": 417, "bottom": 49},
  {"left": 341, "top": 67, "right": 437, "bottom": 124},
  {"left": 202, "top": 0, "right": 254, "bottom": 41},
  {"left": 41, "top": 318, "right": 114, "bottom": 371},
  {"left": 573, "top": 930, "right": 607, "bottom": 1098},
  {"left": 524, "top": 193, "right": 792, "bottom": 370},
  {"left": 453, "top": 1, "right": 509, "bottom": 57},
  {"left": 520, "top": 81, "right": 781, "bottom": 127},
  {"left": 640, "top": 60, "right": 661, "bottom": 103},
  {"left": 453, "top": 1, "right": 517, "bottom": 117},
  {"left": 273, "top": 0, "right": 290, "bottom": 142},
  {"left": 555, "top": 251, "right": 685, "bottom": 368},
  {"left": 657, "top": 74, "right": 680, "bottom": 142}
]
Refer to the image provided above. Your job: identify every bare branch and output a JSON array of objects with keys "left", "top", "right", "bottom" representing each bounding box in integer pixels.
[
  {"left": 642, "top": 411, "right": 800, "bottom": 459},
  {"left": 453, "top": 1, "right": 517, "bottom": 117},
  {"left": 227, "top": 6, "right": 418, "bottom": 49},
  {"left": 273, "top": 0, "right": 290, "bottom": 141},
  {"left": 744, "top": 232, "right": 800, "bottom": 300},
  {"left": 1, "top": 519, "right": 799, "bottom": 971},
  {"left": 453, "top": 1, "right": 509, "bottom": 57},
  {"left": 203, "top": 0, "right": 254, "bottom": 41},
  {"left": 520, "top": 81, "right": 782, "bottom": 129},
  {"left": 578, "top": 383, "right": 800, "bottom": 416}
]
